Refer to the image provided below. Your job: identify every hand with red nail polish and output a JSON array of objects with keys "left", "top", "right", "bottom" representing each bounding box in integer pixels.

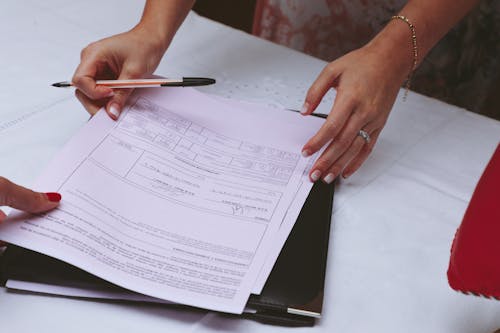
[{"left": 0, "top": 176, "right": 61, "bottom": 233}]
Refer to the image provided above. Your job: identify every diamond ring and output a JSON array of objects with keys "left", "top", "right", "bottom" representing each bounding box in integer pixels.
[{"left": 358, "top": 130, "right": 370, "bottom": 143}]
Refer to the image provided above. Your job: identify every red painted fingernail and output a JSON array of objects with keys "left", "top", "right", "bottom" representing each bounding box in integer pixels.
[{"left": 45, "top": 192, "right": 62, "bottom": 202}]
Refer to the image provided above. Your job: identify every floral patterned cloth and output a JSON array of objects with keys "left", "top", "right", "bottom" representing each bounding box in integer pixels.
[{"left": 253, "top": 0, "right": 500, "bottom": 119}]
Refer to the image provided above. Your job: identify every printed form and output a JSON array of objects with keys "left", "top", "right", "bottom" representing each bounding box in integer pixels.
[{"left": 0, "top": 88, "right": 324, "bottom": 313}]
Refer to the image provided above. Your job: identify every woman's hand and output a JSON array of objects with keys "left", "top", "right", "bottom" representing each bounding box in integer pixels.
[
  {"left": 301, "top": 41, "right": 409, "bottom": 182},
  {"left": 0, "top": 177, "right": 61, "bottom": 245},
  {"left": 72, "top": 26, "right": 167, "bottom": 119},
  {"left": 0, "top": 177, "right": 61, "bottom": 220}
]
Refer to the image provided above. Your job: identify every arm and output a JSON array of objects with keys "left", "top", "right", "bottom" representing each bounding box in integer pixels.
[
  {"left": 302, "top": 0, "right": 481, "bottom": 182},
  {"left": 137, "top": 0, "right": 196, "bottom": 52},
  {"left": 72, "top": 0, "right": 194, "bottom": 119}
]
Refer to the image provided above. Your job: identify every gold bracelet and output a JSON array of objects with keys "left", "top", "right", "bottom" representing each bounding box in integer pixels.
[{"left": 391, "top": 15, "right": 418, "bottom": 101}]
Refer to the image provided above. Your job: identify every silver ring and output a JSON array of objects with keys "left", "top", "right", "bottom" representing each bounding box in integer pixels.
[{"left": 358, "top": 130, "right": 371, "bottom": 143}]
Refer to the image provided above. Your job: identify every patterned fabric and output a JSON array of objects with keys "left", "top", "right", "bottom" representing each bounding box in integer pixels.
[{"left": 253, "top": 0, "right": 500, "bottom": 119}]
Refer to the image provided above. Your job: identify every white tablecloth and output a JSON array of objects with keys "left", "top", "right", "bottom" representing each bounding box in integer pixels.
[{"left": 1, "top": 1, "right": 499, "bottom": 332}]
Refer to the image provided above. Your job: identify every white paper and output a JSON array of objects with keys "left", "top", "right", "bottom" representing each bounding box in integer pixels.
[
  {"left": 207, "top": 95, "right": 323, "bottom": 292},
  {"left": 0, "top": 88, "right": 323, "bottom": 313}
]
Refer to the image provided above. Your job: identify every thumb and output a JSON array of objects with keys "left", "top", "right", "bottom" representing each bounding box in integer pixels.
[
  {"left": 105, "top": 66, "right": 143, "bottom": 121},
  {"left": 0, "top": 177, "right": 61, "bottom": 215},
  {"left": 302, "top": 62, "right": 341, "bottom": 116}
]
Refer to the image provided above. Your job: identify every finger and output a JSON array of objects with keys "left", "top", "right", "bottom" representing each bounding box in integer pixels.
[
  {"left": 106, "top": 88, "right": 134, "bottom": 121},
  {"left": 75, "top": 89, "right": 105, "bottom": 116},
  {"left": 72, "top": 47, "right": 114, "bottom": 100},
  {"left": 302, "top": 62, "right": 341, "bottom": 115},
  {"left": 0, "top": 177, "right": 61, "bottom": 213},
  {"left": 322, "top": 134, "right": 367, "bottom": 184},
  {"left": 307, "top": 110, "right": 374, "bottom": 181},
  {"left": 301, "top": 94, "right": 358, "bottom": 157},
  {"left": 104, "top": 66, "right": 142, "bottom": 120},
  {"left": 342, "top": 129, "right": 382, "bottom": 178}
]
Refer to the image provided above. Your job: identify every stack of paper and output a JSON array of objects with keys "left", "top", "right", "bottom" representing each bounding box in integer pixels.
[{"left": 0, "top": 88, "right": 324, "bottom": 314}]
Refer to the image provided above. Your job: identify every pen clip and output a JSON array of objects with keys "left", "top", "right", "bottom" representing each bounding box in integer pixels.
[{"left": 160, "top": 77, "right": 216, "bottom": 87}]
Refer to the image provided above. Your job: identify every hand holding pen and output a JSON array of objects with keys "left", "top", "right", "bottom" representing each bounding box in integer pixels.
[{"left": 70, "top": 27, "right": 178, "bottom": 120}]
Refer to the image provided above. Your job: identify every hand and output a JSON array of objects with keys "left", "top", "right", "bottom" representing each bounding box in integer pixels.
[
  {"left": 0, "top": 177, "right": 61, "bottom": 245},
  {"left": 301, "top": 43, "right": 408, "bottom": 182},
  {"left": 72, "top": 26, "right": 167, "bottom": 120}
]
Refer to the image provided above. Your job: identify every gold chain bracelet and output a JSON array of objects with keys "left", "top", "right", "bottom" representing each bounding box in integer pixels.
[{"left": 391, "top": 15, "right": 418, "bottom": 101}]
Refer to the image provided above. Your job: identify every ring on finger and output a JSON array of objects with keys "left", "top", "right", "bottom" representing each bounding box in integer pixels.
[{"left": 357, "top": 129, "right": 371, "bottom": 143}]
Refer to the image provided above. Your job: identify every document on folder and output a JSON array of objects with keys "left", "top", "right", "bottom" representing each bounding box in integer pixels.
[{"left": 0, "top": 88, "right": 324, "bottom": 314}]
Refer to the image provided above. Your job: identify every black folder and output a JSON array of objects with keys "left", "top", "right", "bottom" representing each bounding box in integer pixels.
[{"left": 0, "top": 182, "right": 334, "bottom": 327}]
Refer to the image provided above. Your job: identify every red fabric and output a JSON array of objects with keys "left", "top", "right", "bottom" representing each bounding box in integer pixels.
[{"left": 448, "top": 143, "right": 500, "bottom": 299}]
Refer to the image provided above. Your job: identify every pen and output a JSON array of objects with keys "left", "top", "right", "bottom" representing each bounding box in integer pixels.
[
  {"left": 52, "top": 77, "right": 216, "bottom": 89},
  {"left": 286, "top": 109, "right": 328, "bottom": 119}
]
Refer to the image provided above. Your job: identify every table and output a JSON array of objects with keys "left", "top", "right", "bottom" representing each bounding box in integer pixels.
[{"left": 1, "top": 1, "right": 499, "bottom": 332}]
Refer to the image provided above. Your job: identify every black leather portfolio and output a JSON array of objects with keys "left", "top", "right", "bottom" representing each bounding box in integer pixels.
[{"left": 0, "top": 182, "right": 334, "bottom": 327}]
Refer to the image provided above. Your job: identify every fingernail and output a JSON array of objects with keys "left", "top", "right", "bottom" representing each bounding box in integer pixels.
[
  {"left": 105, "top": 90, "right": 115, "bottom": 98},
  {"left": 342, "top": 172, "right": 350, "bottom": 179},
  {"left": 323, "top": 173, "right": 335, "bottom": 184},
  {"left": 45, "top": 192, "right": 62, "bottom": 203},
  {"left": 311, "top": 170, "right": 321, "bottom": 182},
  {"left": 109, "top": 104, "right": 120, "bottom": 120},
  {"left": 301, "top": 149, "right": 311, "bottom": 157},
  {"left": 300, "top": 102, "right": 310, "bottom": 114}
]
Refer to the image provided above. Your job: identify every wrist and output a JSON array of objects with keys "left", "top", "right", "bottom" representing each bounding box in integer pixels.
[
  {"left": 132, "top": 21, "right": 172, "bottom": 55},
  {"left": 133, "top": 0, "right": 195, "bottom": 56},
  {"left": 366, "top": 20, "right": 418, "bottom": 85}
]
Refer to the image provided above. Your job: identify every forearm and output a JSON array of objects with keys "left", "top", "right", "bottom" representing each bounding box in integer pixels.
[
  {"left": 367, "top": 0, "right": 481, "bottom": 82},
  {"left": 134, "top": 0, "right": 195, "bottom": 54}
]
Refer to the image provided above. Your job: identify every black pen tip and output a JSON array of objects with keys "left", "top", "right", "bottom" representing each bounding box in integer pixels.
[
  {"left": 52, "top": 81, "right": 72, "bottom": 88},
  {"left": 179, "top": 77, "right": 216, "bottom": 86}
]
